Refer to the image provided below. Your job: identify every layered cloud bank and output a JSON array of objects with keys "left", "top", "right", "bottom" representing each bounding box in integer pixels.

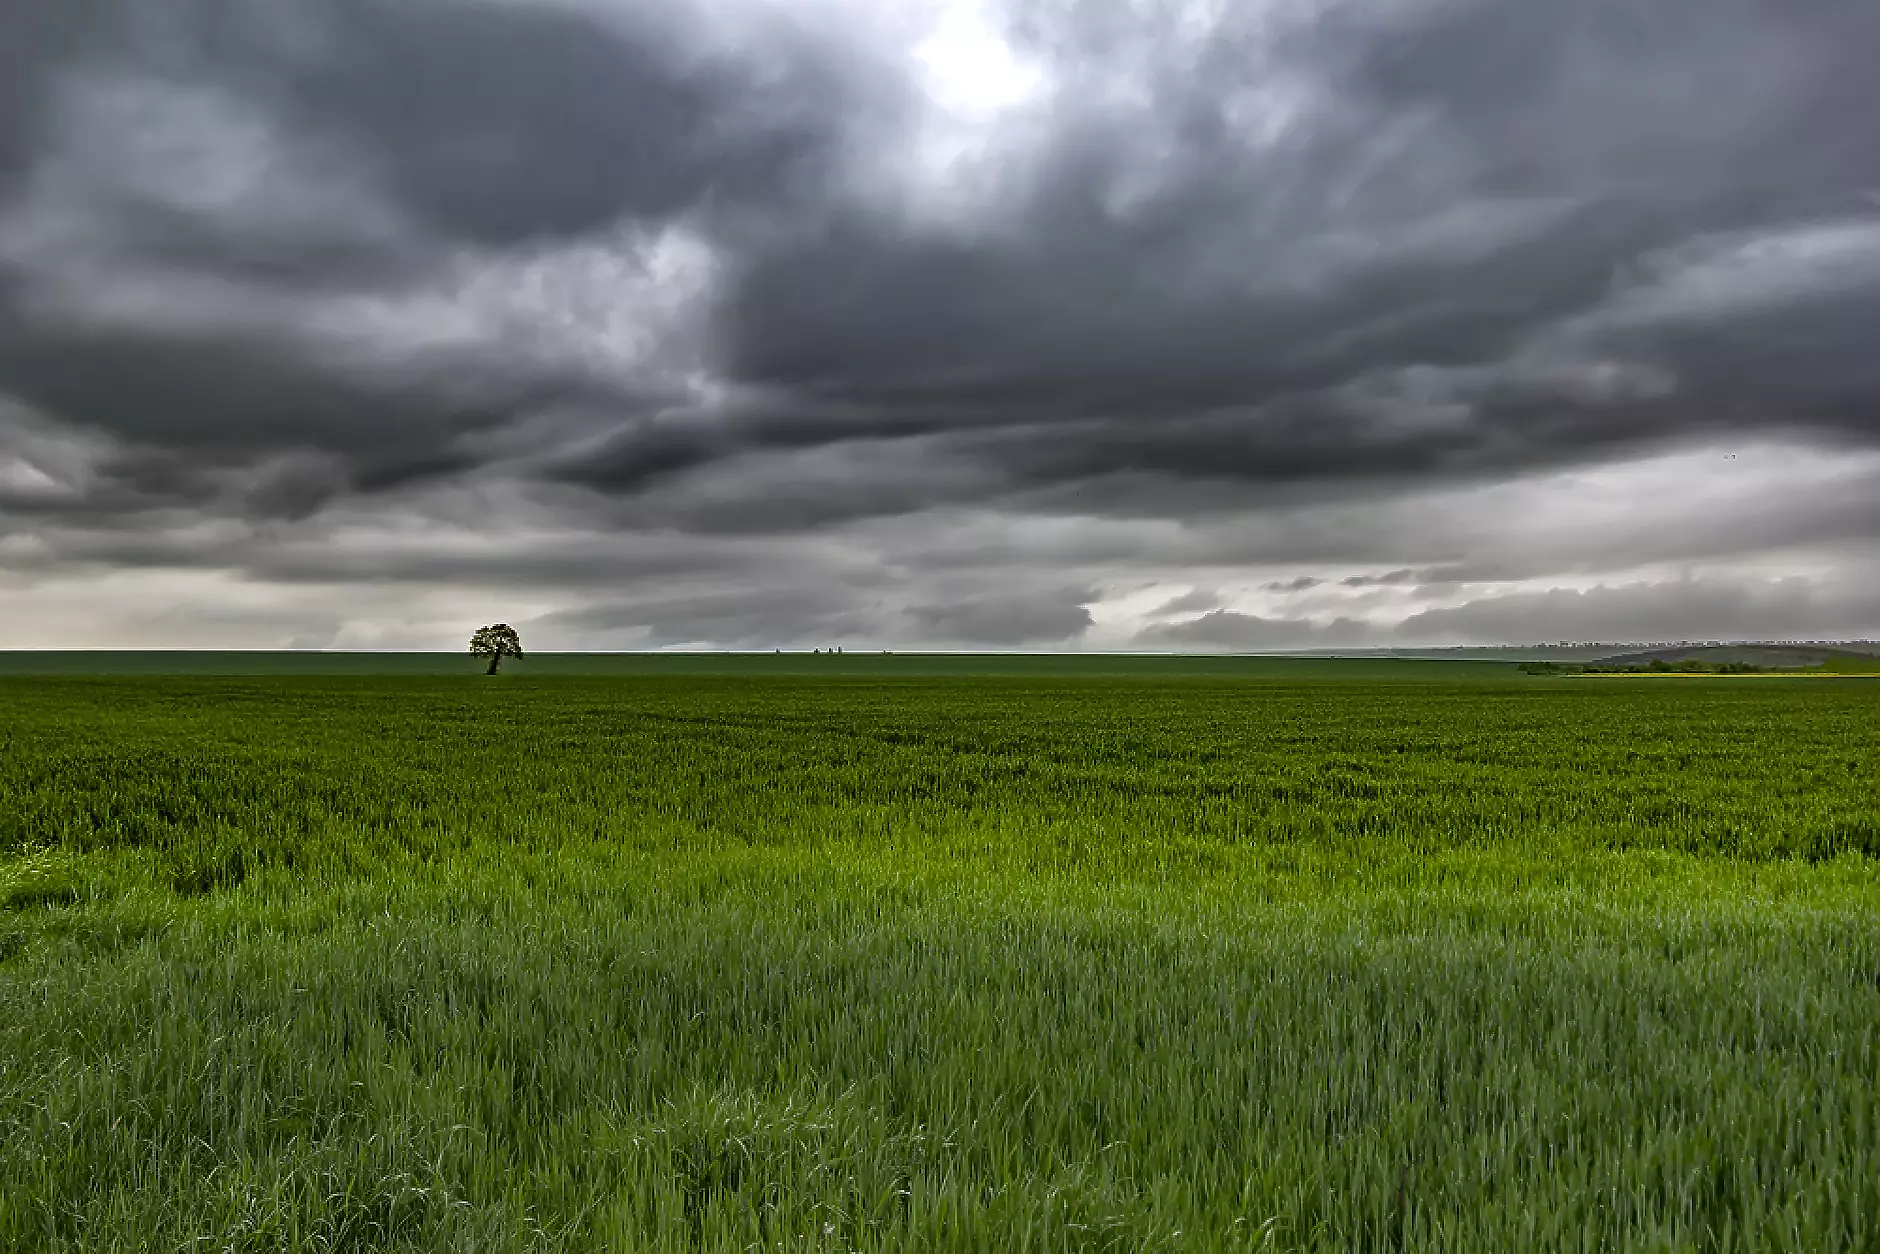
[{"left": 4, "top": 0, "right": 1879, "bottom": 649}]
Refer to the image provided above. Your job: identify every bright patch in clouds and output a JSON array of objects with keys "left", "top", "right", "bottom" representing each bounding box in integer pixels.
[{"left": 913, "top": 2, "right": 1046, "bottom": 121}]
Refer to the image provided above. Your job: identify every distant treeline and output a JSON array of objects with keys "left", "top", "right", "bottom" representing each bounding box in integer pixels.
[{"left": 1521, "top": 659, "right": 1774, "bottom": 676}]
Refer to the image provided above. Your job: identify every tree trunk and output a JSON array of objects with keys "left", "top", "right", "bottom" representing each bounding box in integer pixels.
[{"left": 486, "top": 652, "right": 501, "bottom": 675}]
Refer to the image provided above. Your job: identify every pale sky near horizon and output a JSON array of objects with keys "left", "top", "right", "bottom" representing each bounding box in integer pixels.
[{"left": 4, "top": 0, "right": 1880, "bottom": 650}]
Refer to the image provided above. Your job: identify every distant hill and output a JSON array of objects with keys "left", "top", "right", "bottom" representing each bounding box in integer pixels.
[
  {"left": 1595, "top": 645, "right": 1834, "bottom": 669},
  {"left": 1578, "top": 644, "right": 1880, "bottom": 673}
]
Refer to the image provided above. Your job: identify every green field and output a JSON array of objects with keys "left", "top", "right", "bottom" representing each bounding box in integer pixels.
[{"left": 3, "top": 665, "right": 1877, "bottom": 1251}]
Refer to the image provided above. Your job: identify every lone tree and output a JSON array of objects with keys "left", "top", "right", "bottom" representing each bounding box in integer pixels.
[{"left": 470, "top": 624, "right": 524, "bottom": 675}]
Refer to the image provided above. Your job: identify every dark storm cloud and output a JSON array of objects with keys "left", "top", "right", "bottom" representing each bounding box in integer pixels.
[
  {"left": 5, "top": 0, "right": 1880, "bottom": 647},
  {"left": 693, "top": 0, "right": 1880, "bottom": 525},
  {"left": 0, "top": 515, "right": 793, "bottom": 589},
  {"left": 213, "top": 0, "right": 867, "bottom": 247},
  {"left": 0, "top": 0, "right": 878, "bottom": 511},
  {"left": 1314, "top": 0, "right": 1880, "bottom": 212},
  {"left": 11, "top": 0, "right": 870, "bottom": 245},
  {"left": 6, "top": 0, "right": 1876, "bottom": 516},
  {"left": 0, "top": 6, "right": 60, "bottom": 197},
  {"left": 0, "top": 324, "right": 546, "bottom": 471}
]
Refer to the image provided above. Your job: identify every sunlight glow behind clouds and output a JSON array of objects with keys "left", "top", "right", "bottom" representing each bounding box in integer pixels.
[{"left": 914, "top": 2, "right": 1046, "bottom": 121}]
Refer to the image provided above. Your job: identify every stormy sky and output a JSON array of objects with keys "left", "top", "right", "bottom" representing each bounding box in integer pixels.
[{"left": 4, "top": 0, "right": 1879, "bottom": 651}]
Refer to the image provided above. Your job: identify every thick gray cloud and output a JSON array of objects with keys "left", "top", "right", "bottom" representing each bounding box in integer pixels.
[
  {"left": 1141, "top": 610, "right": 1378, "bottom": 652},
  {"left": 1341, "top": 569, "right": 1425, "bottom": 589},
  {"left": 909, "top": 588, "right": 1095, "bottom": 646},
  {"left": 536, "top": 584, "right": 884, "bottom": 649},
  {"left": 531, "top": 579, "right": 1093, "bottom": 648},
  {"left": 1395, "top": 573, "right": 1880, "bottom": 648},
  {"left": 4, "top": 0, "right": 1880, "bottom": 647}
]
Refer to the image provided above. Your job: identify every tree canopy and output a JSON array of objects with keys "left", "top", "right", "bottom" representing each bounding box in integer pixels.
[{"left": 469, "top": 624, "right": 523, "bottom": 674}]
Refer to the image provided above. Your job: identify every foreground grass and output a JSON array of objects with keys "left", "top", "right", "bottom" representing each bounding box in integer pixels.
[{"left": 2, "top": 675, "right": 1878, "bottom": 1251}]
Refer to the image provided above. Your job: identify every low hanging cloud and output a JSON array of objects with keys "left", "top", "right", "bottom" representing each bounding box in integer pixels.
[
  {"left": 1132, "top": 569, "right": 1880, "bottom": 653},
  {"left": 1140, "top": 610, "right": 1380, "bottom": 653},
  {"left": 534, "top": 584, "right": 886, "bottom": 650},
  {"left": 909, "top": 589, "right": 1096, "bottom": 646},
  {"left": 4, "top": 0, "right": 1880, "bottom": 647},
  {"left": 1395, "top": 573, "right": 1880, "bottom": 647}
]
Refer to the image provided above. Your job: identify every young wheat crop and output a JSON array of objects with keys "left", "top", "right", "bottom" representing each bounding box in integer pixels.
[{"left": 1, "top": 670, "right": 1875, "bottom": 1251}]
